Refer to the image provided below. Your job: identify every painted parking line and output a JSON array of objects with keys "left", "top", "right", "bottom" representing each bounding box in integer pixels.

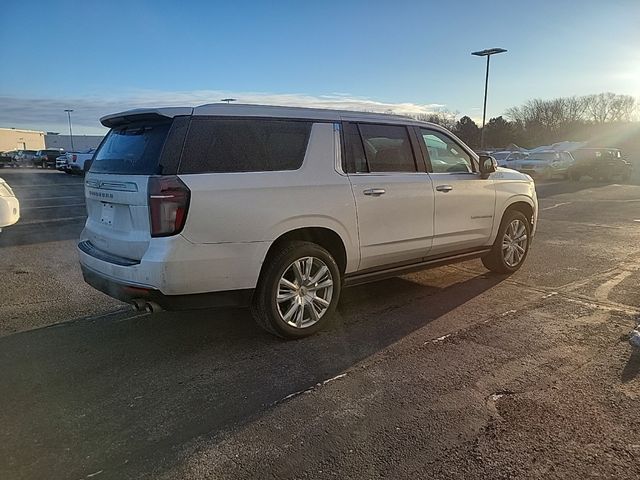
[
  {"left": 541, "top": 202, "right": 572, "bottom": 211},
  {"left": 20, "top": 203, "right": 86, "bottom": 211},
  {"left": 19, "top": 195, "right": 85, "bottom": 201},
  {"left": 11, "top": 183, "right": 84, "bottom": 188},
  {"left": 17, "top": 216, "right": 87, "bottom": 225}
]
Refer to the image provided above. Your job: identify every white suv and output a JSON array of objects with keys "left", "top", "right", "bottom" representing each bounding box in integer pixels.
[{"left": 78, "top": 104, "right": 537, "bottom": 338}]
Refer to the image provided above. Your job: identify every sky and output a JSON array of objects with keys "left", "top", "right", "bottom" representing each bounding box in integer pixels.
[{"left": 1, "top": 0, "right": 639, "bottom": 134}]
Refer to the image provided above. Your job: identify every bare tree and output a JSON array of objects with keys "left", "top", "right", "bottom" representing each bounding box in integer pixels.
[
  {"left": 412, "top": 110, "right": 458, "bottom": 131},
  {"left": 564, "top": 95, "right": 588, "bottom": 123},
  {"left": 584, "top": 92, "right": 637, "bottom": 123}
]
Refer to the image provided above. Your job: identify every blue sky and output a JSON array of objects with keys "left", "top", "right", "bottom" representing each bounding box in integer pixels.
[{"left": 1, "top": 0, "right": 639, "bottom": 134}]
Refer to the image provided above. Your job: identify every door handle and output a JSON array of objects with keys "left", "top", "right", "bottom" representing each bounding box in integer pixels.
[
  {"left": 363, "top": 188, "right": 386, "bottom": 196},
  {"left": 435, "top": 185, "right": 453, "bottom": 192}
]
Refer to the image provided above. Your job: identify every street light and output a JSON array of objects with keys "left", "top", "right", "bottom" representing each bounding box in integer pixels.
[
  {"left": 221, "top": 98, "right": 237, "bottom": 104},
  {"left": 64, "top": 109, "right": 75, "bottom": 151},
  {"left": 471, "top": 48, "right": 507, "bottom": 149}
]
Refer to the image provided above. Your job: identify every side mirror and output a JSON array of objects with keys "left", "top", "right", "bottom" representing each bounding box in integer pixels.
[{"left": 479, "top": 154, "right": 497, "bottom": 178}]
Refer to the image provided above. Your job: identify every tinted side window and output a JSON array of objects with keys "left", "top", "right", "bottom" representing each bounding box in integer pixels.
[
  {"left": 420, "top": 128, "right": 473, "bottom": 173},
  {"left": 342, "top": 122, "right": 367, "bottom": 173},
  {"left": 180, "top": 118, "right": 312, "bottom": 173},
  {"left": 358, "top": 124, "right": 416, "bottom": 173}
]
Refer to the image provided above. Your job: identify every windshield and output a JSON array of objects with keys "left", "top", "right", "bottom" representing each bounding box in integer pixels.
[
  {"left": 492, "top": 152, "right": 510, "bottom": 160},
  {"left": 91, "top": 122, "right": 171, "bottom": 174}
]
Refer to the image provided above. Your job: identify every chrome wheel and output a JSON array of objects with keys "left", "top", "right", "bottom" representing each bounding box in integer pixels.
[
  {"left": 502, "top": 219, "right": 528, "bottom": 267},
  {"left": 276, "top": 256, "right": 334, "bottom": 329}
]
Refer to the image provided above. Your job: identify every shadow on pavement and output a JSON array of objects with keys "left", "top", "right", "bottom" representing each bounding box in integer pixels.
[
  {"left": 621, "top": 349, "right": 640, "bottom": 383},
  {"left": 0, "top": 219, "right": 86, "bottom": 247},
  {"left": 0, "top": 272, "right": 505, "bottom": 479},
  {"left": 535, "top": 177, "right": 640, "bottom": 199}
]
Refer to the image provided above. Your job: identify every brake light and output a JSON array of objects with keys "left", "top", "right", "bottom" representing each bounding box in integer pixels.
[{"left": 148, "top": 176, "right": 190, "bottom": 237}]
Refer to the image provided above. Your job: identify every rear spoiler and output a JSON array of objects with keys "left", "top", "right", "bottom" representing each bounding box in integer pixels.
[{"left": 100, "top": 107, "right": 193, "bottom": 128}]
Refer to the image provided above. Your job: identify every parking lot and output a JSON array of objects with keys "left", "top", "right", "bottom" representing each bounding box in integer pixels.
[{"left": 1, "top": 169, "right": 640, "bottom": 479}]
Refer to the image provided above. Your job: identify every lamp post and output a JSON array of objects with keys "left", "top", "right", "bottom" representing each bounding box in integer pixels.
[
  {"left": 64, "top": 109, "right": 75, "bottom": 151},
  {"left": 471, "top": 48, "right": 507, "bottom": 150}
]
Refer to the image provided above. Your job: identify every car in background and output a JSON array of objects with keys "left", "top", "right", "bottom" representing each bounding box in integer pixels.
[
  {"left": 55, "top": 153, "right": 70, "bottom": 171},
  {"left": 491, "top": 150, "right": 529, "bottom": 167},
  {"left": 66, "top": 149, "right": 96, "bottom": 175},
  {"left": 568, "top": 148, "right": 632, "bottom": 182},
  {"left": 510, "top": 150, "right": 575, "bottom": 179},
  {"left": 14, "top": 150, "right": 38, "bottom": 167},
  {"left": 0, "top": 177, "right": 19, "bottom": 231},
  {"left": 0, "top": 151, "right": 18, "bottom": 168},
  {"left": 35, "top": 149, "right": 65, "bottom": 169}
]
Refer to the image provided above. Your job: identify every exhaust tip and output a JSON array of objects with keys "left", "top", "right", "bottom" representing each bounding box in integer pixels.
[
  {"left": 131, "top": 299, "right": 146, "bottom": 311},
  {"left": 144, "top": 301, "right": 163, "bottom": 313}
]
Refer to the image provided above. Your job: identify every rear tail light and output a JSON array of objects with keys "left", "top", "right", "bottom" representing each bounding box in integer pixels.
[
  {"left": 72, "top": 154, "right": 77, "bottom": 162},
  {"left": 148, "top": 176, "right": 191, "bottom": 237}
]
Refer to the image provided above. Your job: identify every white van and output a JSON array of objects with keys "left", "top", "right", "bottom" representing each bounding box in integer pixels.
[{"left": 79, "top": 104, "right": 537, "bottom": 337}]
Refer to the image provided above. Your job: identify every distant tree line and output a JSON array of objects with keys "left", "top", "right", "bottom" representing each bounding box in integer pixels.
[{"left": 413, "top": 92, "right": 638, "bottom": 150}]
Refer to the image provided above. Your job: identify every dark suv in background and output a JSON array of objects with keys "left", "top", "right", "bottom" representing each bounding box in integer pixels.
[
  {"left": 569, "top": 148, "right": 632, "bottom": 182},
  {"left": 35, "top": 149, "right": 65, "bottom": 168}
]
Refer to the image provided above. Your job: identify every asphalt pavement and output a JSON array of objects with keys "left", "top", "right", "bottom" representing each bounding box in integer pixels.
[{"left": 1, "top": 169, "right": 639, "bottom": 479}]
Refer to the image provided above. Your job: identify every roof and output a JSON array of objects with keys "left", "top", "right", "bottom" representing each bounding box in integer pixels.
[
  {"left": 529, "top": 141, "right": 587, "bottom": 153},
  {"left": 100, "top": 103, "right": 436, "bottom": 128},
  {"left": 0, "top": 127, "right": 45, "bottom": 135}
]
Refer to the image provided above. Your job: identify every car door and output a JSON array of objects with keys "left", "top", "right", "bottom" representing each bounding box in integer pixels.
[
  {"left": 416, "top": 127, "right": 496, "bottom": 256},
  {"left": 343, "top": 121, "right": 435, "bottom": 270}
]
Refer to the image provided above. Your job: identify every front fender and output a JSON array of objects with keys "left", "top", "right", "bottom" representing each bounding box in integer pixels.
[{"left": 489, "top": 194, "right": 538, "bottom": 244}]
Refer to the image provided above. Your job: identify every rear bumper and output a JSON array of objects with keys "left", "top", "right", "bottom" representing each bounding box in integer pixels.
[
  {"left": 81, "top": 263, "right": 253, "bottom": 309},
  {"left": 77, "top": 234, "right": 269, "bottom": 300}
]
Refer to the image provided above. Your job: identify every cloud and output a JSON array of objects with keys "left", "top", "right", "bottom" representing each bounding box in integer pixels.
[{"left": 0, "top": 90, "right": 446, "bottom": 135}]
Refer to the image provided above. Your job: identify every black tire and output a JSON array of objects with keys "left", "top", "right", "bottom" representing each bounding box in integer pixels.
[
  {"left": 251, "top": 241, "right": 341, "bottom": 339},
  {"left": 482, "top": 210, "right": 531, "bottom": 274}
]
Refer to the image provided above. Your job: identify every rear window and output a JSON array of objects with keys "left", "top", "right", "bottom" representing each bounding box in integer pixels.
[
  {"left": 179, "top": 118, "right": 312, "bottom": 173},
  {"left": 90, "top": 122, "right": 171, "bottom": 174}
]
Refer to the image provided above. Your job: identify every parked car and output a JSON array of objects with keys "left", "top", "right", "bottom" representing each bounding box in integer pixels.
[
  {"left": 35, "top": 149, "right": 65, "bottom": 169},
  {"left": 0, "top": 177, "right": 20, "bottom": 231},
  {"left": 78, "top": 104, "right": 538, "bottom": 338},
  {"left": 56, "top": 153, "right": 70, "bottom": 171},
  {"left": 14, "top": 150, "right": 38, "bottom": 167},
  {"left": 568, "top": 148, "right": 632, "bottom": 181},
  {"left": 66, "top": 149, "right": 95, "bottom": 175},
  {"left": 0, "top": 151, "right": 18, "bottom": 168},
  {"left": 510, "top": 150, "right": 575, "bottom": 179},
  {"left": 491, "top": 150, "right": 529, "bottom": 167}
]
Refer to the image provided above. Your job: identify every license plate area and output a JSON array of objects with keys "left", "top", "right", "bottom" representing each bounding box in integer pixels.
[{"left": 100, "top": 202, "right": 115, "bottom": 226}]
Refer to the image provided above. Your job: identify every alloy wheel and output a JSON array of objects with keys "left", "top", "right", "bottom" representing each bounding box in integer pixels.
[
  {"left": 502, "top": 219, "right": 528, "bottom": 267},
  {"left": 276, "top": 256, "right": 334, "bottom": 329}
]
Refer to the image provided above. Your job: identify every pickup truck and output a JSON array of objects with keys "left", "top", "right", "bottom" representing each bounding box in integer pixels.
[{"left": 65, "top": 149, "right": 96, "bottom": 175}]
